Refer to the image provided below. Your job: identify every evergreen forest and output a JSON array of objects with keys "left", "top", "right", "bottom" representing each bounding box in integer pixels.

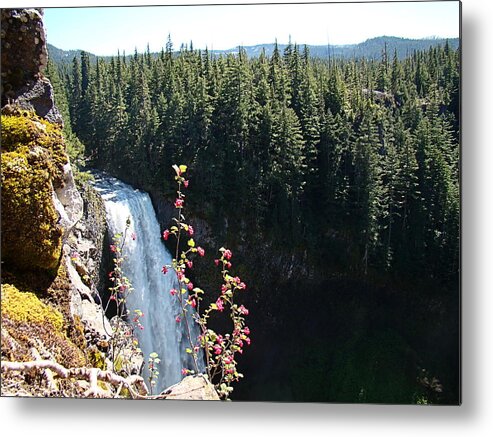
[{"left": 46, "top": 38, "right": 460, "bottom": 404}]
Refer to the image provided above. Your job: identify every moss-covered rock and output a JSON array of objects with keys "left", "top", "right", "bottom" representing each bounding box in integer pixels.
[
  {"left": 1, "top": 283, "right": 63, "bottom": 330},
  {"left": 1, "top": 283, "right": 85, "bottom": 368},
  {"left": 1, "top": 110, "right": 69, "bottom": 273}
]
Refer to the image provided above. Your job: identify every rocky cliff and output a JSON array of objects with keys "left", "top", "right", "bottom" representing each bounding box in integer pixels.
[
  {"left": 0, "top": 8, "right": 118, "bottom": 397},
  {"left": 1, "top": 9, "right": 218, "bottom": 400},
  {"left": 1, "top": 9, "right": 62, "bottom": 124}
]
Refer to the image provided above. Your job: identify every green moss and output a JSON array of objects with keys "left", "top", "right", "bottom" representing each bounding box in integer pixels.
[
  {"left": 1, "top": 114, "right": 38, "bottom": 149},
  {"left": 87, "top": 346, "right": 107, "bottom": 370},
  {"left": 1, "top": 283, "right": 64, "bottom": 331},
  {"left": 1, "top": 283, "right": 85, "bottom": 368},
  {"left": 1, "top": 110, "right": 70, "bottom": 273}
]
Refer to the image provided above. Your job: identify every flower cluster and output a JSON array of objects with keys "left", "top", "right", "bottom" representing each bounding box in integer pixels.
[
  {"left": 161, "top": 164, "right": 251, "bottom": 399},
  {"left": 147, "top": 352, "right": 161, "bottom": 395},
  {"left": 106, "top": 224, "right": 135, "bottom": 315},
  {"left": 104, "top": 220, "right": 150, "bottom": 383},
  {"left": 132, "top": 309, "right": 144, "bottom": 331}
]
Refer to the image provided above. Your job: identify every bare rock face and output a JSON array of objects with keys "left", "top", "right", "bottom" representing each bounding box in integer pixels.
[
  {"left": 161, "top": 375, "right": 220, "bottom": 400},
  {"left": 55, "top": 162, "right": 84, "bottom": 239},
  {"left": 1, "top": 8, "right": 62, "bottom": 124},
  {"left": 12, "top": 76, "right": 63, "bottom": 125}
]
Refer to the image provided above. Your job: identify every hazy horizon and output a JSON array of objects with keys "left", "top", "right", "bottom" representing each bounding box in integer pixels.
[
  {"left": 47, "top": 34, "right": 459, "bottom": 58},
  {"left": 40, "top": 2, "right": 460, "bottom": 57}
]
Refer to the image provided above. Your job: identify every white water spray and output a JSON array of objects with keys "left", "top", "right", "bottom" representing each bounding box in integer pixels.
[{"left": 93, "top": 174, "right": 202, "bottom": 393}]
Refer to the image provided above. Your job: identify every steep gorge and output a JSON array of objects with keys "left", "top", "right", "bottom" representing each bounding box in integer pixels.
[
  {"left": 1, "top": 9, "right": 139, "bottom": 398},
  {"left": 1, "top": 9, "right": 219, "bottom": 400},
  {"left": 1, "top": 7, "right": 459, "bottom": 403}
]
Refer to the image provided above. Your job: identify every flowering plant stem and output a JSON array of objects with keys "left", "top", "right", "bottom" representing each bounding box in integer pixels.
[
  {"left": 162, "top": 164, "right": 251, "bottom": 399},
  {"left": 104, "top": 218, "right": 145, "bottom": 381}
]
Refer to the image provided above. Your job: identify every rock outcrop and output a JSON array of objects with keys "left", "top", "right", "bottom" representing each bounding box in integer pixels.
[
  {"left": 1, "top": 8, "right": 62, "bottom": 124},
  {"left": 0, "top": 7, "right": 221, "bottom": 401},
  {"left": 161, "top": 375, "right": 220, "bottom": 400},
  {"left": 0, "top": 8, "right": 115, "bottom": 398}
]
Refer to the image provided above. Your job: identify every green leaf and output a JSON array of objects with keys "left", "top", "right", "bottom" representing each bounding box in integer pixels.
[
  {"left": 187, "top": 238, "right": 195, "bottom": 248},
  {"left": 185, "top": 348, "right": 192, "bottom": 354},
  {"left": 179, "top": 164, "right": 187, "bottom": 174},
  {"left": 149, "top": 352, "right": 159, "bottom": 359}
]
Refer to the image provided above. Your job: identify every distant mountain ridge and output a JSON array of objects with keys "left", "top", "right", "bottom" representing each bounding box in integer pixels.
[{"left": 48, "top": 36, "right": 459, "bottom": 64}]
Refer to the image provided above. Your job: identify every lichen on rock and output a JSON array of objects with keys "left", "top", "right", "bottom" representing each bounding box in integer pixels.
[
  {"left": 1, "top": 284, "right": 64, "bottom": 331},
  {"left": 0, "top": 8, "right": 121, "bottom": 399},
  {"left": 1, "top": 110, "right": 68, "bottom": 273},
  {"left": 1, "top": 283, "right": 85, "bottom": 368}
]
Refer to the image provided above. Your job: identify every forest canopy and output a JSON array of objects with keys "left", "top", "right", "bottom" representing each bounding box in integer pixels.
[{"left": 47, "top": 38, "right": 459, "bottom": 283}]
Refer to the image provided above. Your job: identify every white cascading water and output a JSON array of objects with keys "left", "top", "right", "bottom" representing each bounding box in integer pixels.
[{"left": 93, "top": 174, "right": 202, "bottom": 393}]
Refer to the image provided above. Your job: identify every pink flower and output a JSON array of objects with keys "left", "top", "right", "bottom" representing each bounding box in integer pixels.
[
  {"left": 161, "top": 265, "right": 168, "bottom": 274},
  {"left": 177, "top": 270, "right": 185, "bottom": 281},
  {"left": 216, "top": 335, "right": 224, "bottom": 345},
  {"left": 223, "top": 355, "right": 233, "bottom": 365},
  {"left": 216, "top": 298, "right": 224, "bottom": 312},
  {"left": 181, "top": 368, "right": 189, "bottom": 376},
  {"left": 131, "top": 232, "right": 137, "bottom": 241},
  {"left": 175, "top": 316, "right": 181, "bottom": 323},
  {"left": 224, "top": 249, "right": 232, "bottom": 260},
  {"left": 225, "top": 368, "right": 234, "bottom": 374},
  {"left": 233, "top": 276, "right": 241, "bottom": 284},
  {"left": 243, "top": 326, "right": 250, "bottom": 335},
  {"left": 214, "top": 259, "right": 220, "bottom": 266},
  {"left": 183, "top": 180, "right": 189, "bottom": 188},
  {"left": 163, "top": 229, "right": 170, "bottom": 240},
  {"left": 188, "top": 225, "right": 194, "bottom": 236},
  {"left": 197, "top": 247, "right": 205, "bottom": 257},
  {"left": 170, "top": 288, "right": 177, "bottom": 296},
  {"left": 221, "top": 284, "right": 228, "bottom": 294},
  {"left": 110, "top": 245, "right": 117, "bottom": 253},
  {"left": 188, "top": 298, "right": 197, "bottom": 308},
  {"left": 213, "top": 344, "right": 222, "bottom": 355},
  {"left": 109, "top": 295, "right": 116, "bottom": 301},
  {"left": 238, "top": 305, "right": 249, "bottom": 315},
  {"left": 226, "top": 262, "right": 232, "bottom": 269},
  {"left": 238, "top": 282, "right": 247, "bottom": 290},
  {"left": 174, "top": 198, "right": 184, "bottom": 208},
  {"left": 245, "top": 337, "right": 251, "bottom": 346},
  {"left": 186, "top": 260, "right": 193, "bottom": 269},
  {"left": 187, "top": 282, "right": 194, "bottom": 291}
]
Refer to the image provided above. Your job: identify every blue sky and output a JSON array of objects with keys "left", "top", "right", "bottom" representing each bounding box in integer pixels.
[{"left": 33, "top": 1, "right": 461, "bottom": 56}]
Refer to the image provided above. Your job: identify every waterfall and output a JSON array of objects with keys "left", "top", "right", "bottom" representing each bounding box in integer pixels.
[{"left": 93, "top": 174, "right": 202, "bottom": 393}]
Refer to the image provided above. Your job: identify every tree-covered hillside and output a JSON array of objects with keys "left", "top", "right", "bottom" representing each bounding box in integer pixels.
[
  {"left": 50, "top": 39, "right": 459, "bottom": 281},
  {"left": 47, "top": 38, "right": 460, "bottom": 403},
  {"left": 48, "top": 36, "right": 460, "bottom": 64}
]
